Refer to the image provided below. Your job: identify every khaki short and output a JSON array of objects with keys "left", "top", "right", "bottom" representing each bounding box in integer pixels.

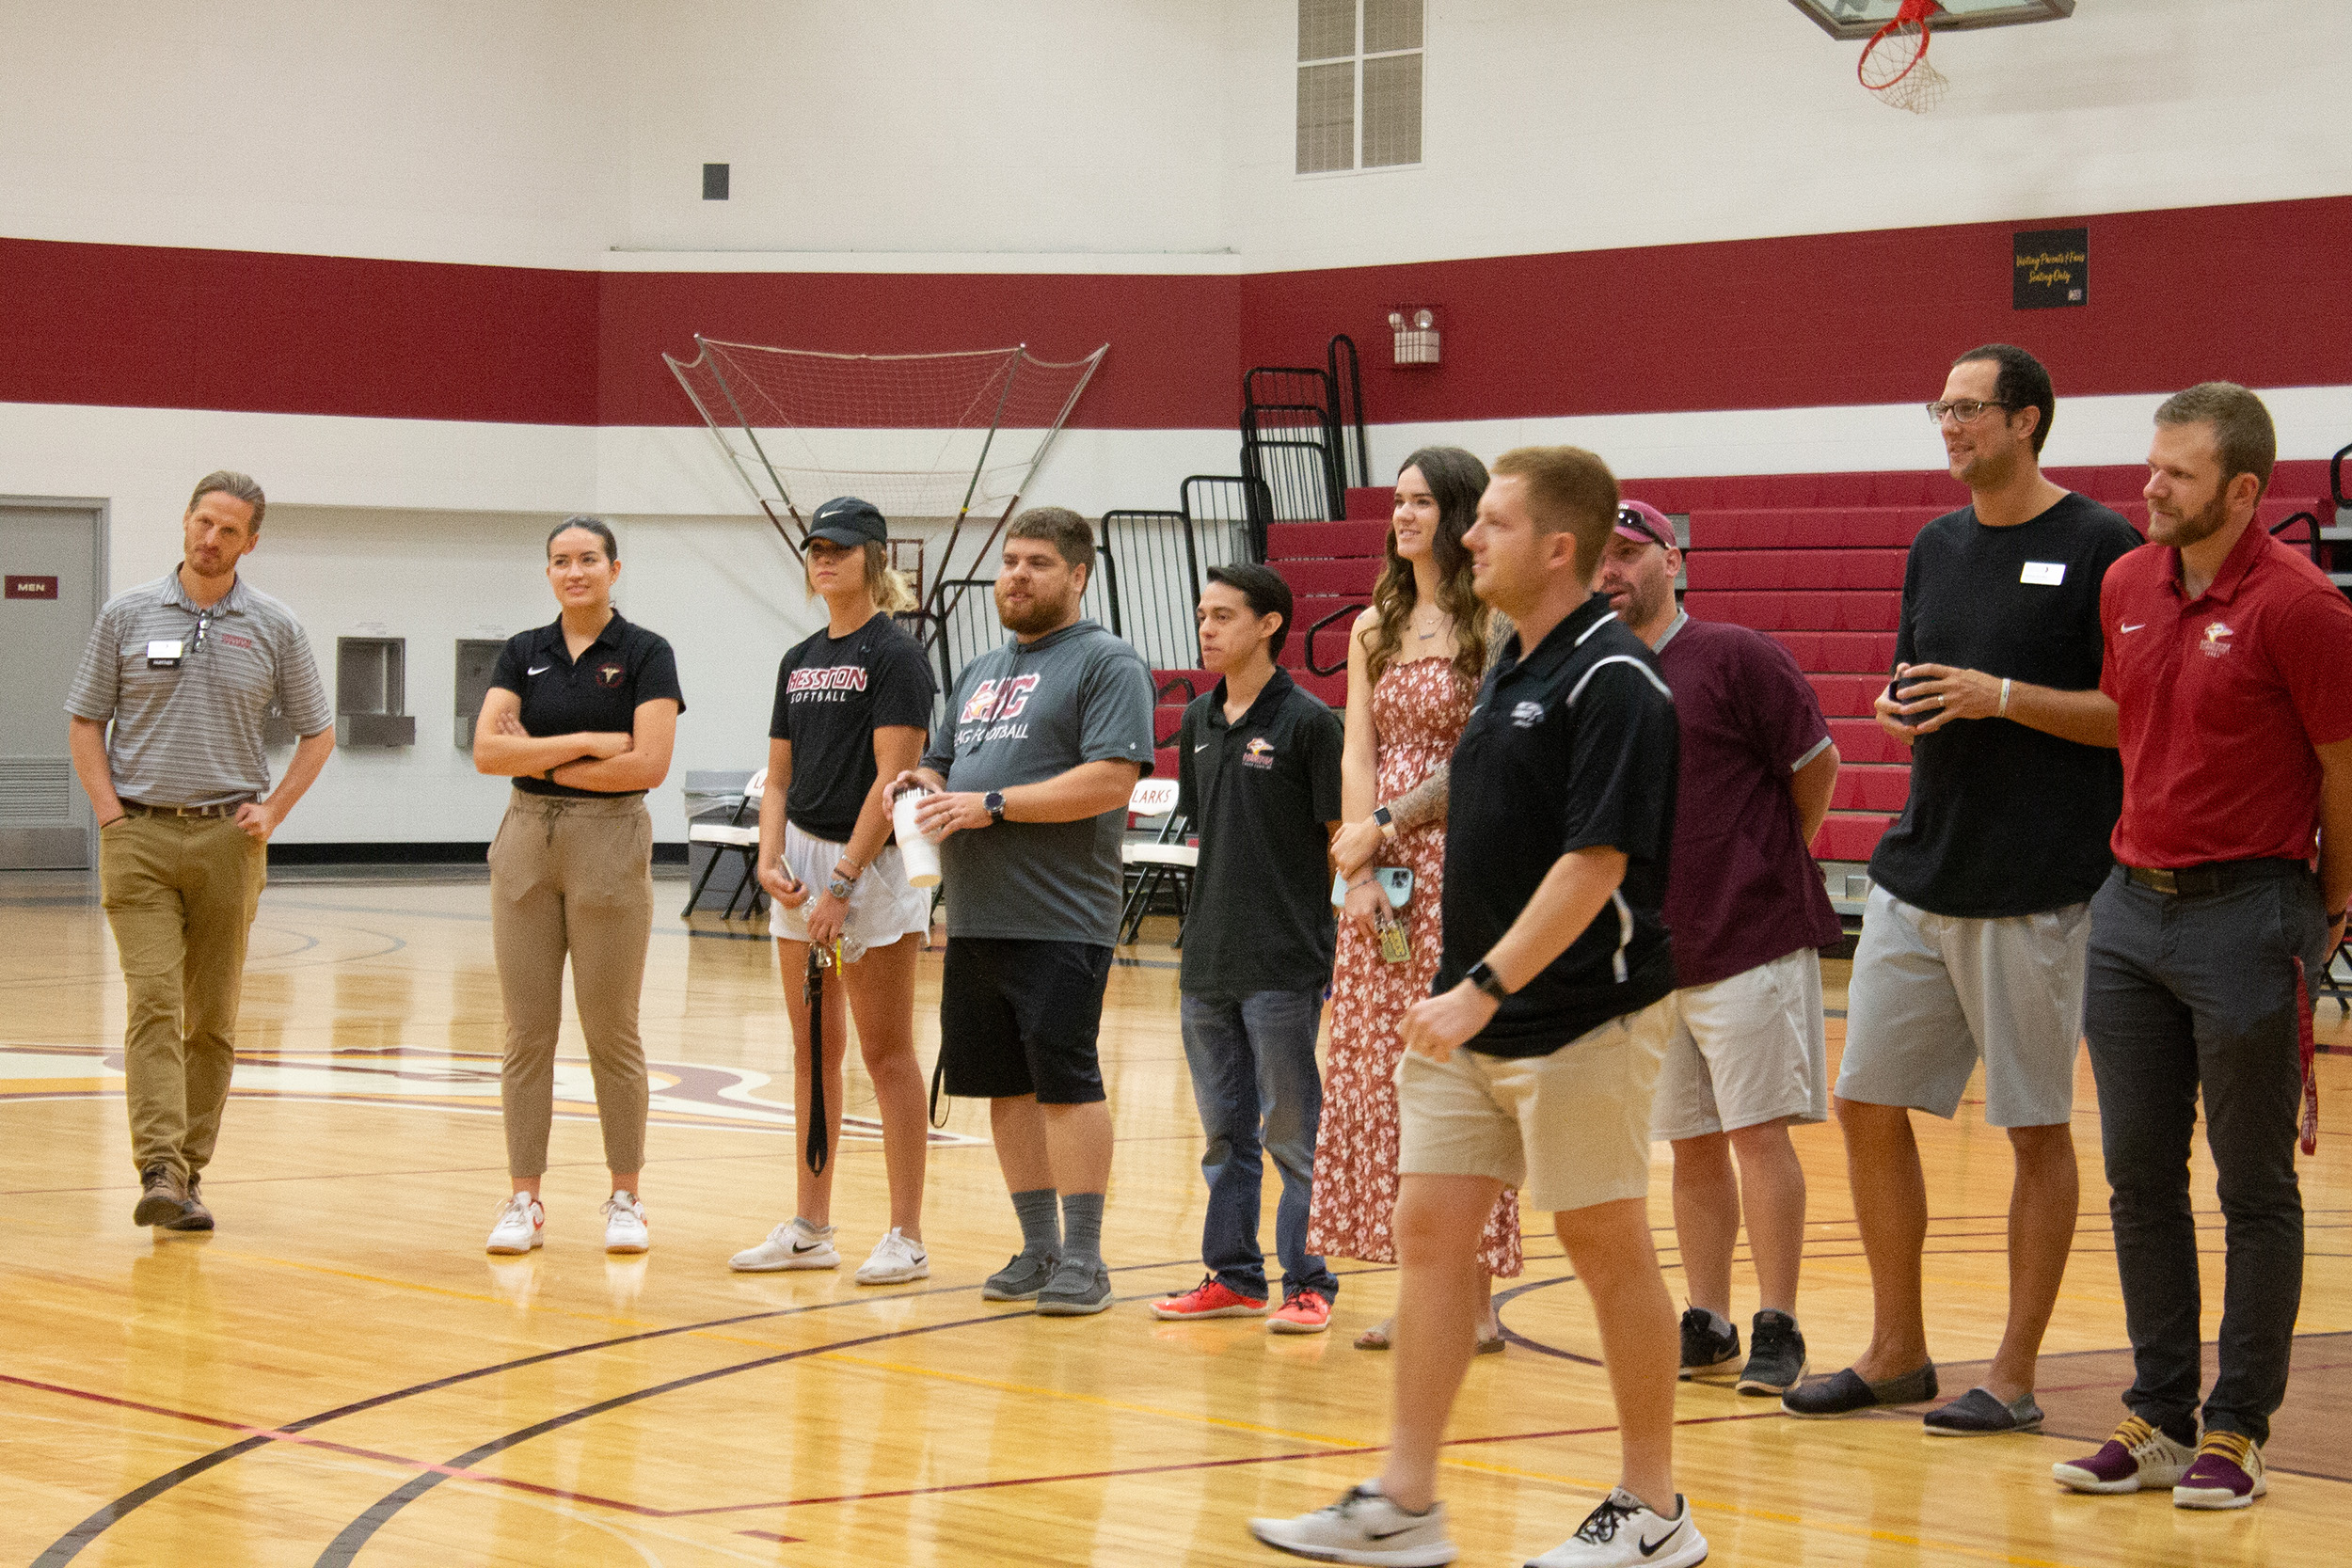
[
  {"left": 1651, "top": 947, "right": 1830, "bottom": 1142},
  {"left": 1396, "top": 1000, "right": 1669, "bottom": 1214}
]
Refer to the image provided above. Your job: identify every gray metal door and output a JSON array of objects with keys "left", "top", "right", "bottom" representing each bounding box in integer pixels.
[{"left": 0, "top": 500, "right": 106, "bottom": 868}]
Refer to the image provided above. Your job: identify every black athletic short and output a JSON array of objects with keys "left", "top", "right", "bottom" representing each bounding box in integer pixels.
[{"left": 938, "top": 937, "right": 1113, "bottom": 1104}]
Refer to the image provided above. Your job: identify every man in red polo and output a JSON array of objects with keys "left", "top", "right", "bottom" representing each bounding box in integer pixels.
[{"left": 2056, "top": 382, "right": 2352, "bottom": 1511}]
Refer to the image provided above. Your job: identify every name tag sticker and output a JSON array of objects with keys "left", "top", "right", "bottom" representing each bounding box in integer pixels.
[
  {"left": 146, "top": 639, "right": 184, "bottom": 668},
  {"left": 2021, "top": 561, "right": 2066, "bottom": 586}
]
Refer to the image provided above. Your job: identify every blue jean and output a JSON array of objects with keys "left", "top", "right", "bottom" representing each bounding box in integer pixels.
[{"left": 1178, "top": 989, "right": 1340, "bottom": 1303}]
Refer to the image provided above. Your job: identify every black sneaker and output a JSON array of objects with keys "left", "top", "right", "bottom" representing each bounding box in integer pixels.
[
  {"left": 980, "top": 1249, "right": 1059, "bottom": 1302},
  {"left": 1034, "top": 1257, "right": 1113, "bottom": 1316},
  {"left": 134, "top": 1164, "right": 192, "bottom": 1227},
  {"left": 1736, "top": 1309, "right": 1806, "bottom": 1396},
  {"left": 1677, "top": 1307, "right": 1740, "bottom": 1381}
]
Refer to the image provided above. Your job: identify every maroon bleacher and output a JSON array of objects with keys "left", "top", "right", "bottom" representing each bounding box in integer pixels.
[{"left": 1254, "top": 463, "right": 2340, "bottom": 868}]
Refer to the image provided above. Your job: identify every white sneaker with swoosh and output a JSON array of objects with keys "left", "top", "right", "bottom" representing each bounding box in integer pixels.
[
  {"left": 729, "top": 1215, "right": 838, "bottom": 1272},
  {"left": 1249, "top": 1481, "right": 1457, "bottom": 1565},
  {"left": 1525, "top": 1488, "right": 1707, "bottom": 1568}
]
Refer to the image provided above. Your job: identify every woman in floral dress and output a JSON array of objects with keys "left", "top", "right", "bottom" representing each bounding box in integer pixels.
[{"left": 1308, "top": 446, "right": 1522, "bottom": 1351}]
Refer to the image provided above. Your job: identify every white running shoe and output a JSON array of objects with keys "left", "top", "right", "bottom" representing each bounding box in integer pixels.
[
  {"left": 1248, "top": 1481, "right": 1457, "bottom": 1566},
  {"left": 602, "top": 1191, "right": 649, "bottom": 1255},
  {"left": 729, "top": 1215, "right": 838, "bottom": 1273},
  {"left": 854, "top": 1227, "right": 930, "bottom": 1285},
  {"left": 1525, "top": 1489, "right": 1707, "bottom": 1568},
  {"left": 485, "top": 1193, "right": 544, "bottom": 1255}
]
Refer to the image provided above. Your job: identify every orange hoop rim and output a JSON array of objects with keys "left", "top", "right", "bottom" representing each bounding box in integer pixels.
[{"left": 1859, "top": 0, "right": 1940, "bottom": 90}]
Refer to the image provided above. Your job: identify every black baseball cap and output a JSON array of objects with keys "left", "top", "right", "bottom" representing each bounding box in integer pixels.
[{"left": 808, "top": 496, "right": 887, "bottom": 547}]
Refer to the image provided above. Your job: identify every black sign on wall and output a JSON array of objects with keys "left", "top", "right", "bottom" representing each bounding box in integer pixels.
[{"left": 2014, "top": 227, "right": 2089, "bottom": 309}]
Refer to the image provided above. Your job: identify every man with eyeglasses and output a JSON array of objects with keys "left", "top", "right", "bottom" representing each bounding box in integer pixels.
[
  {"left": 65, "top": 471, "right": 334, "bottom": 1232},
  {"left": 1599, "top": 499, "right": 1842, "bottom": 1401},
  {"left": 1784, "top": 345, "right": 2140, "bottom": 1435}
]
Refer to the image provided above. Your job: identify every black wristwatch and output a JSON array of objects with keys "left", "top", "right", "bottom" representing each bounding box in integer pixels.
[
  {"left": 1465, "top": 958, "right": 1511, "bottom": 1002},
  {"left": 984, "top": 790, "right": 1007, "bottom": 825}
]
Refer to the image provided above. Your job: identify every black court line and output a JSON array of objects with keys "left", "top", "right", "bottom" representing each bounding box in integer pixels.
[{"left": 29, "top": 1258, "right": 1200, "bottom": 1565}]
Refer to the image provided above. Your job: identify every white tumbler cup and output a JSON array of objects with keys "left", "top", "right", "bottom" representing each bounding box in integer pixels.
[{"left": 893, "top": 787, "right": 943, "bottom": 887}]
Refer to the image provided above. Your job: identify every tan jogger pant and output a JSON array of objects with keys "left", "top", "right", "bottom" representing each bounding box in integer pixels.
[
  {"left": 99, "top": 811, "right": 267, "bottom": 1179},
  {"left": 489, "top": 788, "right": 654, "bottom": 1178}
]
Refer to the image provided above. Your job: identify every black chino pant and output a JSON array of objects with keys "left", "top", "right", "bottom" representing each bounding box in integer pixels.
[{"left": 2083, "top": 859, "right": 2328, "bottom": 1447}]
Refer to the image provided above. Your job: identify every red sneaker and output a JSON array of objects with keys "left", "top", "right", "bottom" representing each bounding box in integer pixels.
[
  {"left": 1150, "top": 1276, "right": 1268, "bottom": 1320},
  {"left": 1269, "top": 1290, "right": 1331, "bottom": 1334}
]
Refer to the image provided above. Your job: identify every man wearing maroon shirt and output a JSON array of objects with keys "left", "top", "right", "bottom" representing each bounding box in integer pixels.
[
  {"left": 1601, "top": 499, "right": 1842, "bottom": 1399},
  {"left": 2053, "top": 383, "right": 2352, "bottom": 1512}
]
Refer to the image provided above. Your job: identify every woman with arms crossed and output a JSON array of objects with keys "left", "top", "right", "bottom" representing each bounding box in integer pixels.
[
  {"left": 475, "top": 517, "right": 682, "bottom": 1255},
  {"left": 730, "top": 498, "right": 938, "bottom": 1284},
  {"left": 1312, "top": 449, "right": 1524, "bottom": 1350}
]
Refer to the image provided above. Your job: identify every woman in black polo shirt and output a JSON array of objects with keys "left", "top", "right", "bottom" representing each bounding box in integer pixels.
[
  {"left": 471, "top": 516, "right": 684, "bottom": 1258},
  {"left": 727, "top": 497, "right": 939, "bottom": 1285}
]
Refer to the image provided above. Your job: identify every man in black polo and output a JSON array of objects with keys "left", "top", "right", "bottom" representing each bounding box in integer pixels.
[
  {"left": 1252, "top": 446, "right": 1704, "bottom": 1568},
  {"left": 1151, "top": 563, "right": 1345, "bottom": 1334}
]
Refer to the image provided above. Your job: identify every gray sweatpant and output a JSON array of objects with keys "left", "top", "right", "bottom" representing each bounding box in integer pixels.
[{"left": 489, "top": 788, "right": 654, "bottom": 1178}]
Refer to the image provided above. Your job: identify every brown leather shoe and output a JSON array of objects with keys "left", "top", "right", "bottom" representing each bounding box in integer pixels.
[
  {"left": 165, "top": 1173, "right": 215, "bottom": 1231},
  {"left": 133, "top": 1164, "right": 190, "bottom": 1227}
]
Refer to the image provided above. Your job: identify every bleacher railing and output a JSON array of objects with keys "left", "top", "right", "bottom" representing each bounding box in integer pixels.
[{"left": 1243, "top": 366, "right": 1344, "bottom": 522}]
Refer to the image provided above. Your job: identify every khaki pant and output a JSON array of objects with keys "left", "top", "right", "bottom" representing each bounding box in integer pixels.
[
  {"left": 99, "top": 811, "right": 267, "bottom": 1179},
  {"left": 489, "top": 789, "right": 654, "bottom": 1178}
]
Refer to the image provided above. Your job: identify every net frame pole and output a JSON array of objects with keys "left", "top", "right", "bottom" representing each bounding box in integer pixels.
[
  {"left": 923, "top": 349, "right": 1025, "bottom": 620},
  {"left": 697, "top": 336, "right": 809, "bottom": 551}
]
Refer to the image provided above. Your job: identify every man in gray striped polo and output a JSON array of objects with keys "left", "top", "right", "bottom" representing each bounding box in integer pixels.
[{"left": 65, "top": 471, "right": 335, "bottom": 1231}]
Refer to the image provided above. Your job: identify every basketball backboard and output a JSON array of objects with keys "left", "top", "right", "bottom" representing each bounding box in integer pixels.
[{"left": 1785, "top": 0, "right": 2074, "bottom": 40}]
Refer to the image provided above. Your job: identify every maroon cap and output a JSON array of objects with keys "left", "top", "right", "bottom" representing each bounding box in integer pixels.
[{"left": 1613, "top": 500, "right": 1677, "bottom": 549}]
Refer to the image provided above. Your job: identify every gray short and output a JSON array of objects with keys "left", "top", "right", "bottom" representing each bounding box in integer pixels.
[
  {"left": 1836, "top": 884, "right": 2088, "bottom": 1128},
  {"left": 1652, "top": 947, "right": 1829, "bottom": 1142}
]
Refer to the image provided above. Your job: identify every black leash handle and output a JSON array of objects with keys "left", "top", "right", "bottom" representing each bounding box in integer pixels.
[{"left": 803, "top": 946, "right": 830, "bottom": 1176}]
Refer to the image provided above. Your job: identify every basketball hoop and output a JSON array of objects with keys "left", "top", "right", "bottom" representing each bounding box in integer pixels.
[{"left": 1860, "top": 0, "right": 1949, "bottom": 114}]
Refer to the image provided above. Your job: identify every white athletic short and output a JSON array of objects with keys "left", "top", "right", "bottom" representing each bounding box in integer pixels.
[
  {"left": 767, "top": 821, "right": 931, "bottom": 963},
  {"left": 1650, "top": 947, "right": 1829, "bottom": 1142},
  {"left": 1836, "top": 883, "right": 2088, "bottom": 1128}
]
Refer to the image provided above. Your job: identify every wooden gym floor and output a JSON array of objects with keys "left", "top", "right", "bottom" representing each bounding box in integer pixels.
[{"left": 2, "top": 866, "right": 2347, "bottom": 1567}]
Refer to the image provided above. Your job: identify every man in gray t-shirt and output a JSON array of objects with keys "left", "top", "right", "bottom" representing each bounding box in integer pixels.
[
  {"left": 900, "top": 508, "right": 1153, "bottom": 1317},
  {"left": 64, "top": 471, "right": 336, "bottom": 1234}
]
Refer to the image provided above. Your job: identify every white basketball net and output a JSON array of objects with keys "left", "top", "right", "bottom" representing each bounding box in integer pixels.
[{"left": 1860, "top": 18, "right": 1949, "bottom": 115}]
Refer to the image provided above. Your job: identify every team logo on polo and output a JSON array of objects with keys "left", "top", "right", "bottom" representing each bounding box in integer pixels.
[
  {"left": 1511, "top": 700, "right": 1545, "bottom": 728},
  {"left": 2200, "top": 620, "right": 2233, "bottom": 658},
  {"left": 960, "top": 674, "right": 1040, "bottom": 724},
  {"left": 596, "top": 662, "right": 625, "bottom": 688},
  {"left": 1242, "top": 737, "right": 1275, "bottom": 769}
]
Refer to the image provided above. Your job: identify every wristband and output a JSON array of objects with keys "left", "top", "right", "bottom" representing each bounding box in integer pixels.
[
  {"left": 1465, "top": 958, "right": 1511, "bottom": 1002},
  {"left": 1373, "top": 804, "right": 1397, "bottom": 839},
  {"left": 1998, "top": 677, "right": 2012, "bottom": 717}
]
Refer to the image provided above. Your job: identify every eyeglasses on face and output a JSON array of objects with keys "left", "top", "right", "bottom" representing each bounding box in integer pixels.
[{"left": 1925, "top": 399, "right": 2018, "bottom": 425}]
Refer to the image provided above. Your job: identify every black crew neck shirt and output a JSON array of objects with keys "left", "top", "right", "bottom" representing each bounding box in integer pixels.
[
  {"left": 491, "top": 610, "right": 685, "bottom": 799},
  {"left": 1439, "top": 594, "right": 1679, "bottom": 1059},
  {"left": 1174, "top": 668, "right": 1345, "bottom": 995},
  {"left": 769, "top": 613, "right": 938, "bottom": 842},
  {"left": 1867, "top": 493, "right": 2141, "bottom": 917}
]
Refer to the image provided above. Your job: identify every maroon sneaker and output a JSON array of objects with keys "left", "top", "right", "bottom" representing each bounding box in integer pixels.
[
  {"left": 2052, "top": 1415, "right": 2195, "bottom": 1493},
  {"left": 2173, "top": 1431, "right": 2265, "bottom": 1510}
]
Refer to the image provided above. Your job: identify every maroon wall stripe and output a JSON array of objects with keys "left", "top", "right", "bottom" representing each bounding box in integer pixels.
[{"left": 6, "top": 195, "right": 2348, "bottom": 431}]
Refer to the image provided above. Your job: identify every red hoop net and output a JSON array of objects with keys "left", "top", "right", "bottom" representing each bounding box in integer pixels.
[{"left": 1859, "top": 0, "right": 1948, "bottom": 114}]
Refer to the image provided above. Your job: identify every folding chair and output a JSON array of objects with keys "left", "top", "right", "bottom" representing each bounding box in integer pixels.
[
  {"left": 1118, "top": 777, "right": 1197, "bottom": 945},
  {"left": 682, "top": 767, "right": 768, "bottom": 920}
]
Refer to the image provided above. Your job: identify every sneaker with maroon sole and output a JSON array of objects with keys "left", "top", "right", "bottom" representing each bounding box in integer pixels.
[
  {"left": 1152, "top": 1276, "right": 1268, "bottom": 1321},
  {"left": 2174, "top": 1431, "right": 2265, "bottom": 1510},
  {"left": 1269, "top": 1289, "right": 1331, "bottom": 1334},
  {"left": 2051, "top": 1415, "right": 2195, "bottom": 1494}
]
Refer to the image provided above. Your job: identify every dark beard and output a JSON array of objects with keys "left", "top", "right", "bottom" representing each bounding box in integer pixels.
[
  {"left": 2151, "top": 487, "right": 2232, "bottom": 549},
  {"left": 994, "top": 582, "right": 1073, "bottom": 636}
]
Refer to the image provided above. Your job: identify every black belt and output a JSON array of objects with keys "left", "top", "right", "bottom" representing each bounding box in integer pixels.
[
  {"left": 2123, "top": 859, "right": 2306, "bottom": 898},
  {"left": 120, "top": 799, "right": 251, "bottom": 819}
]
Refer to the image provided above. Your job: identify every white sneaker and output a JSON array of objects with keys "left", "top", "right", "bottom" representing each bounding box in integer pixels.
[
  {"left": 485, "top": 1193, "right": 544, "bottom": 1255},
  {"left": 854, "top": 1227, "right": 930, "bottom": 1285},
  {"left": 729, "top": 1216, "right": 837, "bottom": 1273},
  {"left": 602, "top": 1191, "right": 649, "bottom": 1255},
  {"left": 1525, "top": 1489, "right": 1706, "bottom": 1568},
  {"left": 1248, "top": 1481, "right": 1457, "bottom": 1566}
]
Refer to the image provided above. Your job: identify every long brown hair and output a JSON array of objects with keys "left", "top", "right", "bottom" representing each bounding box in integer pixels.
[{"left": 1365, "top": 446, "right": 1490, "bottom": 688}]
